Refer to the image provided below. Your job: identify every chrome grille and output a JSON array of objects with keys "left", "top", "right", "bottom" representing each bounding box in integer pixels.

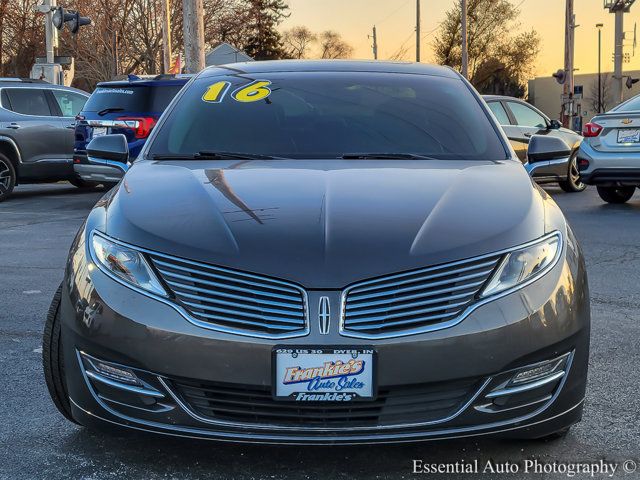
[
  {"left": 148, "top": 254, "right": 307, "bottom": 338},
  {"left": 341, "top": 254, "right": 502, "bottom": 338}
]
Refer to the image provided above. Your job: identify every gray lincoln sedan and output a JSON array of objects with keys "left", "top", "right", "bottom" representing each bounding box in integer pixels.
[{"left": 43, "top": 61, "right": 590, "bottom": 444}]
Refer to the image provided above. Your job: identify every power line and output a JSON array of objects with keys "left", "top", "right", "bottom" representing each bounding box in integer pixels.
[
  {"left": 376, "top": 0, "right": 413, "bottom": 25},
  {"left": 421, "top": 22, "right": 442, "bottom": 40}
]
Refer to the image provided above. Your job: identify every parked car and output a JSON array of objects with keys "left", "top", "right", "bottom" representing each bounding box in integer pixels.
[
  {"left": 578, "top": 93, "right": 640, "bottom": 203},
  {"left": 73, "top": 74, "right": 191, "bottom": 186},
  {"left": 484, "top": 95, "right": 585, "bottom": 192},
  {"left": 44, "top": 61, "right": 590, "bottom": 444},
  {"left": 0, "top": 78, "right": 89, "bottom": 202}
]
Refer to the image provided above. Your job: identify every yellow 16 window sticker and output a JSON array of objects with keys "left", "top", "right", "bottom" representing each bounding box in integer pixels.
[{"left": 202, "top": 80, "right": 272, "bottom": 104}]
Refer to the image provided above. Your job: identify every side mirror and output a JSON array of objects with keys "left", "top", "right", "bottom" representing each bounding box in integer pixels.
[
  {"left": 527, "top": 135, "right": 571, "bottom": 163},
  {"left": 548, "top": 119, "right": 562, "bottom": 130},
  {"left": 87, "top": 134, "right": 129, "bottom": 172}
]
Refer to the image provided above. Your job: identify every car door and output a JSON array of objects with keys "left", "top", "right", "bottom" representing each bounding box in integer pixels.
[
  {"left": 0, "top": 87, "right": 71, "bottom": 179},
  {"left": 486, "top": 100, "right": 528, "bottom": 162},
  {"left": 504, "top": 100, "right": 549, "bottom": 161},
  {"left": 48, "top": 89, "right": 89, "bottom": 162}
]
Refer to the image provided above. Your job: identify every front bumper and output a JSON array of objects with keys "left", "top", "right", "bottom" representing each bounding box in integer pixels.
[
  {"left": 73, "top": 153, "right": 125, "bottom": 184},
  {"left": 59, "top": 230, "right": 590, "bottom": 444},
  {"left": 525, "top": 156, "right": 570, "bottom": 183}
]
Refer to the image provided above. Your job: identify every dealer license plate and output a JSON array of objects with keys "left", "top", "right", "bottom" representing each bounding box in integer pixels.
[
  {"left": 273, "top": 347, "right": 375, "bottom": 401},
  {"left": 617, "top": 129, "right": 640, "bottom": 143},
  {"left": 92, "top": 127, "right": 108, "bottom": 138}
]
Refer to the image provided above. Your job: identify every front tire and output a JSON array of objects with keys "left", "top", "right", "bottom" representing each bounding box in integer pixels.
[
  {"left": 43, "top": 284, "right": 78, "bottom": 424},
  {"left": 559, "top": 153, "right": 586, "bottom": 192},
  {"left": 596, "top": 186, "right": 636, "bottom": 204},
  {"left": 0, "top": 153, "right": 16, "bottom": 202}
]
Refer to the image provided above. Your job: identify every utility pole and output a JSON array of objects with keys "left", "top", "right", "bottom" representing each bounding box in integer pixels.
[
  {"left": 461, "top": 0, "right": 468, "bottom": 78},
  {"left": 605, "top": 1, "right": 636, "bottom": 104},
  {"left": 613, "top": 8, "right": 624, "bottom": 103},
  {"left": 112, "top": 31, "right": 119, "bottom": 77},
  {"left": 597, "top": 23, "right": 604, "bottom": 113},
  {"left": 162, "top": 0, "right": 172, "bottom": 73},
  {"left": 415, "top": 0, "right": 420, "bottom": 62},
  {"left": 44, "top": 0, "right": 58, "bottom": 64},
  {"left": 561, "top": 0, "right": 575, "bottom": 128},
  {"left": 370, "top": 25, "right": 378, "bottom": 60},
  {"left": 183, "top": 0, "right": 205, "bottom": 74}
]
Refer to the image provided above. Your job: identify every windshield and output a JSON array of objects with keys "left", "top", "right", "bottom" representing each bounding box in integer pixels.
[
  {"left": 147, "top": 71, "right": 507, "bottom": 160},
  {"left": 83, "top": 85, "right": 184, "bottom": 113}
]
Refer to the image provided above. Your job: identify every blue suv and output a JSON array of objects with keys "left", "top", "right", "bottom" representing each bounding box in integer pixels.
[{"left": 73, "top": 74, "right": 191, "bottom": 186}]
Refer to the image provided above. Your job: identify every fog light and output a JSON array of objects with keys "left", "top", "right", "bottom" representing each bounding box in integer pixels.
[
  {"left": 80, "top": 352, "right": 141, "bottom": 386},
  {"left": 510, "top": 357, "right": 565, "bottom": 386},
  {"left": 93, "top": 361, "right": 140, "bottom": 385}
]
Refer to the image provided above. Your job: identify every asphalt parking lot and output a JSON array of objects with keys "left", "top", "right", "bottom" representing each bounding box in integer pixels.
[{"left": 1, "top": 182, "right": 639, "bottom": 480}]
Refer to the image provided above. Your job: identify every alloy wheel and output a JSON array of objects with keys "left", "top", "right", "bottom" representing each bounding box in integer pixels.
[
  {"left": 569, "top": 156, "right": 584, "bottom": 190},
  {"left": 0, "top": 158, "right": 12, "bottom": 194}
]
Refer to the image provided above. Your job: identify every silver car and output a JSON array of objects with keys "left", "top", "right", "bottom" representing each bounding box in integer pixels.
[{"left": 578, "top": 94, "right": 640, "bottom": 203}]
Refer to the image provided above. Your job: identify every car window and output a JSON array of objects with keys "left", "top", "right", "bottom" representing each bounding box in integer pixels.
[
  {"left": 614, "top": 94, "right": 640, "bottom": 112},
  {"left": 82, "top": 85, "right": 184, "bottom": 113},
  {"left": 148, "top": 72, "right": 508, "bottom": 161},
  {"left": 51, "top": 90, "right": 87, "bottom": 117},
  {"left": 506, "top": 101, "right": 547, "bottom": 128},
  {"left": 487, "top": 101, "right": 510, "bottom": 125},
  {"left": 2, "top": 88, "right": 53, "bottom": 116}
]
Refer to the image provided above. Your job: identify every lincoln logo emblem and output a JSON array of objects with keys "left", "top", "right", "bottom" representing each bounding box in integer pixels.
[{"left": 318, "top": 296, "right": 330, "bottom": 335}]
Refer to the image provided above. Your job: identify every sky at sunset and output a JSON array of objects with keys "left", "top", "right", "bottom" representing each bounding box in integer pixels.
[{"left": 281, "top": 0, "right": 640, "bottom": 78}]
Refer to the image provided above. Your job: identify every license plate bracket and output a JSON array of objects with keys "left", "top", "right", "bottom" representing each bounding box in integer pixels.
[
  {"left": 617, "top": 128, "right": 640, "bottom": 143},
  {"left": 272, "top": 346, "right": 376, "bottom": 402},
  {"left": 92, "top": 127, "right": 108, "bottom": 138}
]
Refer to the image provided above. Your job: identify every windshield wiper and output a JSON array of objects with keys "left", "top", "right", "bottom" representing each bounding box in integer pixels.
[
  {"left": 340, "top": 153, "right": 437, "bottom": 160},
  {"left": 97, "top": 107, "right": 125, "bottom": 116},
  {"left": 150, "top": 151, "right": 278, "bottom": 160}
]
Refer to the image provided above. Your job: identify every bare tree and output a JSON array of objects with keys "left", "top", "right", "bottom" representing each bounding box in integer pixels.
[
  {"left": 0, "top": 0, "right": 294, "bottom": 89},
  {"left": 282, "top": 26, "right": 316, "bottom": 59},
  {"left": 433, "top": 0, "right": 539, "bottom": 96},
  {"left": 318, "top": 30, "right": 353, "bottom": 59},
  {"left": 0, "top": 0, "right": 44, "bottom": 77},
  {"left": 589, "top": 73, "right": 613, "bottom": 114}
]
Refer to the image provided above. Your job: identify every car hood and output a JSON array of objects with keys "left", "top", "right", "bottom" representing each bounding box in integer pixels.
[{"left": 103, "top": 159, "right": 545, "bottom": 288}]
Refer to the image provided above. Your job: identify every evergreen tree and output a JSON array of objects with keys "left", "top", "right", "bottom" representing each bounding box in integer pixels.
[{"left": 241, "top": 0, "right": 290, "bottom": 60}]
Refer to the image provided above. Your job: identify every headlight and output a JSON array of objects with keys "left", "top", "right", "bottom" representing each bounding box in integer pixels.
[
  {"left": 480, "top": 232, "right": 562, "bottom": 298},
  {"left": 91, "top": 233, "right": 167, "bottom": 296}
]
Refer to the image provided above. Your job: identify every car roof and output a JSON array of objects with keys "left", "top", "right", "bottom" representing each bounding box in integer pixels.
[
  {"left": 198, "top": 60, "right": 461, "bottom": 80},
  {"left": 482, "top": 94, "right": 520, "bottom": 101},
  {"left": 97, "top": 74, "right": 193, "bottom": 88},
  {"left": 0, "top": 78, "right": 88, "bottom": 94}
]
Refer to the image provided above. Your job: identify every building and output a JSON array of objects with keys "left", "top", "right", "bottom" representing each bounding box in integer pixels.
[
  {"left": 528, "top": 70, "right": 640, "bottom": 129},
  {"left": 205, "top": 43, "right": 253, "bottom": 66}
]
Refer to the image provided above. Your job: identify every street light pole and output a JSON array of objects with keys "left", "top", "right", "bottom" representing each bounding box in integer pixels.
[{"left": 596, "top": 23, "right": 603, "bottom": 113}]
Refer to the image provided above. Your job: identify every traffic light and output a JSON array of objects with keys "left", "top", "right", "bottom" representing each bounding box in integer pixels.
[
  {"left": 67, "top": 11, "right": 91, "bottom": 34},
  {"left": 626, "top": 76, "right": 639, "bottom": 89},
  {"left": 51, "top": 6, "right": 91, "bottom": 34},
  {"left": 552, "top": 69, "right": 566, "bottom": 85}
]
